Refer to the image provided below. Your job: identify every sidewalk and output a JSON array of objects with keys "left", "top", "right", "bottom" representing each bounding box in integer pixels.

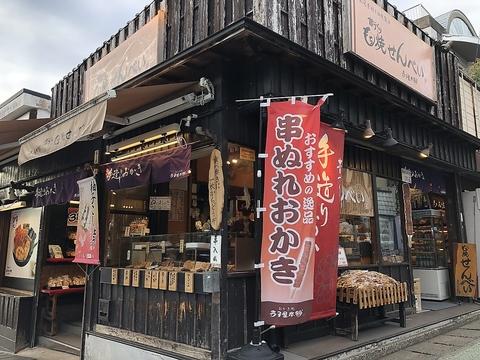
[
  {"left": 0, "top": 347, "right": 78, "bottom": 360},
  {"left": 282, "top": 302, "right": 480, "bottom": 360},
  {"left": 384, "top": 318, "right": 480, "bottom": 359}
]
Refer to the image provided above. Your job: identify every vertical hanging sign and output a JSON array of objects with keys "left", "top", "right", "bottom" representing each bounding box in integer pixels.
[
  {"left": 310, "top": 124, "right": 345, "bottom": 320},
  {"left": 74, "top": 177, "right": 100, "bottom": 265},
  {"left": 261, "top": 100, "right": 321, "bottom": 326}
]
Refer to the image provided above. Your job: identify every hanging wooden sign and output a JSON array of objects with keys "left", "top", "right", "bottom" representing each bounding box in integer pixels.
[
  {"left": 209, "top": 149, "right": 224, "bottom": 230},
  {"left": 111, "top": 268, "right": 118, "bottom": 285},
  {"left": 123, "top": 269, "right": 131, "bottom": 286},
  {"left": 144, "top": 270, "right": 152, "bottom": 289},
  {"left": 132, "top": 269, "right": 140, "bottom": 287},
  {"left": 168, "top": 272, "right": 178, "bottom": 291},
  {"left": 185, "top": 272, "right": 194, "bottom": 293},
  {"left": 151, "top": 270, "right": 159, "bottom": 289},
  {"left": 159, "top": 271, "right": 168, "bottom": 290},
  {"left": 455, "top": 243, "right": 477, "bottom": 298}
]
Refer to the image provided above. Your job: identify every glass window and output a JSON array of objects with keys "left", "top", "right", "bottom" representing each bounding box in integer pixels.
[
  {"left": 450, "top": 18, "right": 473, "bottom": 36},
  {"left": 227, "top": 143, "right": 255, "bottom": 272},
  {"left": 376, "top": 177, "right": 405, "bottom": 264},
  {"left": 340, "top": 169, "right": 375, "bottom": 265}
]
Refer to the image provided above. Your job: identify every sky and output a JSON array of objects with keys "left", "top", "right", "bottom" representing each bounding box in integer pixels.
[{"left": 0, "top": 1, "right": 479, "bottom": 105}]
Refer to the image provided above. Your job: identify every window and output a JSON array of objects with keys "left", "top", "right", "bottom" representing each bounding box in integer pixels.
[
  {"left": 376, "top": 177, "right": 405, "bottom": 264},
  {"left": 450, "top": 18, "right": 474, "bottom": 36},
  {"left": 339, "top": 169, "right": 375, "bottom": 265}
]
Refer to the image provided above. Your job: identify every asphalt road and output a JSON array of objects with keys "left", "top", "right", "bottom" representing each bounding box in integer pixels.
[{"left": 384, "top": 319, "right": 480, "bottom": 360}]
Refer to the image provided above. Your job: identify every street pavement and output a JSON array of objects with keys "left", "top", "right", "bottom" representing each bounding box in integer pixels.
[
  {"left": 0, "top": 347, "right": 78, "bottom": 360},
  {"left": 383, "top": 318, "right": 480, "bottom": 360}
]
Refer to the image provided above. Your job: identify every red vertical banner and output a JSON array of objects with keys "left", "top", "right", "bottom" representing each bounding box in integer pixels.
[
  {"left": 311, "top": 124, "right": 345, "bottom": 320},
  {"left": 261, "top": 100, "right": 322, "bottom": 326}
]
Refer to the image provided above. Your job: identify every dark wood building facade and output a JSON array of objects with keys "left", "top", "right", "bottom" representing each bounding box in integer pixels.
[{"left": 2, "top": 1, "right": 480, "bottom": 360}]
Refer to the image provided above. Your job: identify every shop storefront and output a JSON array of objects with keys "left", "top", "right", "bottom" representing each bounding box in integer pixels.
[{"left": 10, "top": 1, "right": 480, "bottom": 359}]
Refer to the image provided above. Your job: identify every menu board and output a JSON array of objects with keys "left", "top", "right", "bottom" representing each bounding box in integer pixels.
[
  {"left": 168, "top": 189, "right": 185, "bottom": 222},
  {"left": 5, "top": 208, "right": 42, "bottom": 279}
]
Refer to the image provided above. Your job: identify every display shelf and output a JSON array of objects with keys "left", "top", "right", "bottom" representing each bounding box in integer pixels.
[{"left": 46, "top": 258, "right": 75, "bottom": 263}]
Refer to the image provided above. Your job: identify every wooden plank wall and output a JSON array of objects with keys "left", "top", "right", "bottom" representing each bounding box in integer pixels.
[
  {"left": 98, "top": 283, "right": 212, "bottom": 350},
  {"left": 50, "top": 0, "right": 463, "bottom": 137},
  {"left": 253, "top": 0, "right": 462, "bottom": 130},
  {"left": 233, "top": 55, "right": 477, "bottom": 172}
]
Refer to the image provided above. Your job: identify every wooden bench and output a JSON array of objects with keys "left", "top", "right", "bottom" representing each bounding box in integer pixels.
[{"left": 335, "top": 282, "right": 408, "bottom": 341}]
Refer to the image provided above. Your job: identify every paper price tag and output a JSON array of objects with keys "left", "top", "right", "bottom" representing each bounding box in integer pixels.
[
  {"left": 185, "top": 272, "right": 194, "bottom": 293},
  {"left": 179, "top": 239, "right": 185, "bottom": 254},
  {"left": 159, "top": 271, "right": 168, "bottom": 290},
  {"left": 123, "top": 269, "right": 131, "bottom": 286},
  {"left": 144, "top": 270, "right": 152, "bottom": 288},
  {"left": 151, "top": 271, "right": 159, "bottom": 289},
  {"left": 168, "top": 272, "right": 178, "bottom": 291},
  {"left": 132, "top": 269, "right": 140, "bottom": 287},
  {"left": 111, "top": 268, "right": 118, "bottom": 285}
]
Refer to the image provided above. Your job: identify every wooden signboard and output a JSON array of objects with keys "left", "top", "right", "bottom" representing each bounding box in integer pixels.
[
  {"left": 185, "top": 272, "right": 194, "bottom": 293},
  {"left": 111, "top": 268, "right": 118, "bottom": 285},
  {"left": 455, "top": 243, "right": 477, "bottom": 298},
  {"left": 151, "top": 271, "right": 159, "bottom": 289},
  {"left": 132, "top": 270, "right": 140, "bottom": 287},
  {"left": 144, "top": 270, "right": 152, "bottom": 289},
  {"left": 123, "top": 269, "right": 131, "bottom": 286},
  {"left": 168, "top": 272, "right": 178, "bottom": 291},
  {"left": 159, "top": 271, "right": 168, "bottom": 290}
]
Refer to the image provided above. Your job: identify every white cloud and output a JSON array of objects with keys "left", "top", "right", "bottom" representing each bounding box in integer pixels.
[{"left": 0, "top": 0, "right": 148, "bottom": 103}]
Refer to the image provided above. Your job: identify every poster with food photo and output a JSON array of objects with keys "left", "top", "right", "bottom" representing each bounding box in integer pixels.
[{"left": 5, "top": 208, "right": 42, "bottom": 279}]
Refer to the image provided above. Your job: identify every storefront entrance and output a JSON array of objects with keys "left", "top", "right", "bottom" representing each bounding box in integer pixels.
[{"left": 35, "top": 203, "right": 86, "bottom": 355}]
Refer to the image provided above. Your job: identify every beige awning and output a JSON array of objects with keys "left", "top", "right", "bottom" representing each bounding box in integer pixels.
[
  {"left": 0, "top": 119, "right": 51, "bottom": 162},
  {"left": 18, "top": 80, "right": 213, "bottom": 165}
]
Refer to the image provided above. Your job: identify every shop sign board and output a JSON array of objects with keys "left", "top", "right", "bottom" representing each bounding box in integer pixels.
[
  {"left": 311, "top": 124, "right": 345, "bottom": 321},
  {"left": 209, "top": 149, "right": 225, "bottom": 230},
  {"left": 5, "top": 208, "right": 42, "bottom": 280},
  {"left": 84, "top": 13, "right": 165, "bottom": 102},
  {"left": 454, "top": 243, "right": 477, "bottom": 298},
  {"left": 341, "top": 169, "right": 374, "bottom": 217},
  {"left": 260, "top": 100, "right": 322, "bottom": 326},
  {"left": 149, "top": 196, "right": 171, "bottom": 211},
  {"left": 344, "top": 0, "right": 436, "bottom": 102},
  {"left": 74, "top": 177, "right": 100, "bottom": 265}
]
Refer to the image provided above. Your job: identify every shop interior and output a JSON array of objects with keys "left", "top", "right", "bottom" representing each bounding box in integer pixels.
[{"left": 104, "top": 142, "right": 256, "bottom": 275}]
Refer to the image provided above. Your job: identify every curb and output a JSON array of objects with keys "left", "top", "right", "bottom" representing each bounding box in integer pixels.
[{"left": 325, "top": 309, "right": 480, "bottom": 360}]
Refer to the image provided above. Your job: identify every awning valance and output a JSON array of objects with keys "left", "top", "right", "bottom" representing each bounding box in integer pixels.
[
  {"left": 18, "top": 79, "right": 213, "bottom": 165},
  {"left": 102, "top": 145, "right": 191, "bottom": 190},
  {"left": 32, "top": 171, "right": 87, "bottom": 207}
]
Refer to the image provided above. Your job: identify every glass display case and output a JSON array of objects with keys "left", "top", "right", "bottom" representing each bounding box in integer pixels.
[
  {"left": 339, "top": 216, "right": 373, "bottom": 264},
  {"left": 411, "top": 209, "right": 448, "bottom": 268}
]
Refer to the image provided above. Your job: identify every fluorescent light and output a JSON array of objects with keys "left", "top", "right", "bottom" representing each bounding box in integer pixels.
[
  {"left": 0, "top": 201, "right": 26, "bottom": 212},
  {"left": 111, "top": 140, "right": 179, "bottom": 162},
  {"left": 69, "top": 200, "right": 80, "bottom": 205},
  {"left": 107, "top": 123, "right": 180, "bottom": 153}
]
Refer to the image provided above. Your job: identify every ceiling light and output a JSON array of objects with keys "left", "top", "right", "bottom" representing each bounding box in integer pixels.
[
  {"left": 231, "top": 159, "right": 238, "bottom": 164},
  {"left": 111, "top": 139, "right": 179, "bottom": 162},
  {"left": 382, "top": 128, "right": 398, "bottom": 147},
  {"left": 107, "top": 123, "right": 180, "bottom": 153},
  {"left": 362, "top": 120, "right": 375, "bottom": 139},
  {"left": 419, "top": 143, "right": 433, "bottom": 159},
  {"left": 331, "top": 112, "right": 346, "bottom": 130}
]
